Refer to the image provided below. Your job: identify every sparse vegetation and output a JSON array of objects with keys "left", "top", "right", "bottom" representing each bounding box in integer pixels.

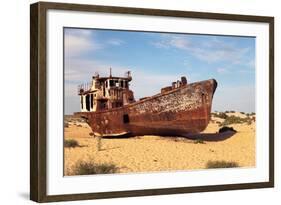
[
  {"left": 212, "top": 112, "right": 228, "bottom": 119},
  {"left": 246, "top": 118, "right": 252, "bottom": 125},
  {"left": 212, "top": 110, "right": 254, "bottom": 127},
  {"left": 206, "top": 160, "right": 239, "bottom": 169},
  {"left": 225, "top": 110, "right": 235, "bottom": 113},
  {"left": 64, "top": 139, "right": 79, "bottom": 148},
  {"left": 194, "top": 139, "right": 205, "bottom": 144},
  {"left": 64, "top": 122, "right": 69, "bottom": 128},
  {"left": 218, "top": 115, "right": 252, "bottom": 126},
  {"left": 73, "top": 160, "right": 118, "bottom": 175}
]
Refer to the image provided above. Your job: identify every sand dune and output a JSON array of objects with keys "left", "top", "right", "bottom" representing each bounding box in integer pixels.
[{"left": 64, "top": 112, "right": 255, "bottom": 175}]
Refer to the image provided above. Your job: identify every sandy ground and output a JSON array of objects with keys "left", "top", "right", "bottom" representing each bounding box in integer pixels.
[{"left": 64, "top": 113, "right": 255, "bottom": 175}]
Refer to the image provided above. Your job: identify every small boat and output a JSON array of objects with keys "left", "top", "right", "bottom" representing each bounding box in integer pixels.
[{"left": 75, "top": 70, "right": 217, "bottom": 137}]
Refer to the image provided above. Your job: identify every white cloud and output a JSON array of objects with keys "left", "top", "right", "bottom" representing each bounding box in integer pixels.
[
  {"left": 152, "top": 35, "right": 252, "bottom": 65},
  {"left": 64, "top": 29, "right": 125, "bottom": 58},
  {"left": 191, "top": 47, "right": 250, "bottom": 64},
  {"left": 216, "top": 67, "right": 227, "bottom": 74},
  {"left": 107, "top": 39, "right": 124, "bottom": 46},
  {"left": 169, "top": 36, "right": 191, "bottom": 49},
  {"left": 152, "top": 36, "right": 191, "bottom": 49},
  {"left": 65, "top": 59, "right": 130, "bottom": 84},
  {"left": 64, "top": 30, "right": 100, "bottom": 57}
]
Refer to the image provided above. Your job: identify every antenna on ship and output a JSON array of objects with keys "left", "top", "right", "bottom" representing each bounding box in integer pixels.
[
  {"left": 109, "top": 67, "right": 112, "bottom": 78},
  {"left": 94, "top": 71, "right": 99, "bottom": 78},
  {"left": 125, "top": 71, "right": 132, "bottom": 80}
]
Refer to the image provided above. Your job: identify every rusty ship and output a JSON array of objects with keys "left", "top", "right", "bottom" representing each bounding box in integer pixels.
[{"left": 75, "top": 70, "right": 217, "bottom": 137}]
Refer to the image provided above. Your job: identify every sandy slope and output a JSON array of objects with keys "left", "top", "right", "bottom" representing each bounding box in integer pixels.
[{"left": 64, "top": 113, "right": 255, "bottom": 175}]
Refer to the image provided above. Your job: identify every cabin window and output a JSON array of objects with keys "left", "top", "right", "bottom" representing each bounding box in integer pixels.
[
  {"left": 121, "top": 80, "right": 124, "bottom": 88},
  {"left": 102, "top": 102, "right": 107, "bottom": 109},
  {"left": 99, "top": 101, "right": 107, "bottom": 110},
  {"left": 80, "top": 96, "right": 83, "bottom": 109},
  {"left": 125, "top": 81, "right": 128, "bottom": 88},
  {"left": 110, "top": 80, "right": 114, "bottom": 87},
  {"left": 123, "top": 114, "right": 130, "bottom": 124},
  {"left": 91, "top": 94, "right": 93, "bottom": 108},
  {"left": 85, "top": 95, "right": 90, "bottom": 111}
]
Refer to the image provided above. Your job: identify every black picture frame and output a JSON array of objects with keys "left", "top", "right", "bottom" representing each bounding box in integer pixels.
[{"left": 30, "top": 1, "right": 274, "bottom": 202}]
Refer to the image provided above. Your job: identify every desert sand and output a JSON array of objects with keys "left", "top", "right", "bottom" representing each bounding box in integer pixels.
[{"left": 64, "top": 112, "right": 255, "bottom": 176}]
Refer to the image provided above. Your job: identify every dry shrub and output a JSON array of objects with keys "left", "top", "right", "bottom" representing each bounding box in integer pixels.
[
  {"left": 194, "top": 139, "right": 205, "bottom": 144},
  {"left": 206, "top": 160, "right": 239, "bottom": 169},
  {"left": 73, "top": 160, "right": 118, "bottom": 175},
  {"left": 64, "top": 139, "right": 79, "bottom": 148},
  {"left": 219, "top": 115, "right": 252, "bottom": 126},
  {"left": 212, "top": 112, "right": 228, "bottom": 119}
]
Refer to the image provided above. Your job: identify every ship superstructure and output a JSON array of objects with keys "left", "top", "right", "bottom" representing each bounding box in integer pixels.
[{"left": 78, "top": 70, "right": 135, "bottom": 112}]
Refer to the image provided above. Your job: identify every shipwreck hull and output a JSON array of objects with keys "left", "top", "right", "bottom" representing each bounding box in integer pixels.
[{"left": 75, "top": 79, "right": 217, "bottom": 137}]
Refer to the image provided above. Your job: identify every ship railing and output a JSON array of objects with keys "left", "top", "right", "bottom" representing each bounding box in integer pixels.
[
  {"left": 124, "top": 71, "right": 132, "bottom": 80},
  {"left": 78, "top": 82, "right": 91, "bottom": 94}
]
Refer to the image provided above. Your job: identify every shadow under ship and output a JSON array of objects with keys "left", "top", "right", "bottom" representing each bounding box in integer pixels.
[{"left": 75, "top": 71, "right": 217, "bottom": 137}]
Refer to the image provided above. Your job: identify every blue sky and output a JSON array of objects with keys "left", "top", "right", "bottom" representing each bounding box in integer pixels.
[{"left": 64, "top": 28, "right": 255, "bottom": 114}]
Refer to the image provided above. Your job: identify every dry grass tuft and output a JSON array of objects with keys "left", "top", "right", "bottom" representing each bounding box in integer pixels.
[
  {"left": 194, "top": 139, "right": 205, "bottom": 144},
  {"left": 64, "top": 139, "right": 79, "bottom": 148},
  {"left": 206, "top": 160, "right": 239, "bottom": 169},
  {"left": 73, "top": 160, "right": 118, "bottom": 175}
]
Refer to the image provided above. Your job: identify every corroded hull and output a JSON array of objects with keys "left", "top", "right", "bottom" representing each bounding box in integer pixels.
[{"left": 75, "top": 79, "right": 217, "bottom": 137}]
